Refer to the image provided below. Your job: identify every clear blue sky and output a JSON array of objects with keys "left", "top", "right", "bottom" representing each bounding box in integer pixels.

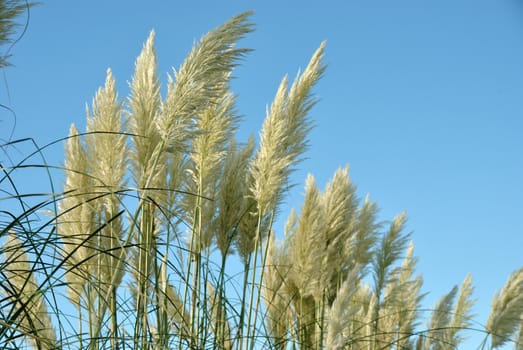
[{"left": 2, "top": 1, "right": 523, "bottom": 347}]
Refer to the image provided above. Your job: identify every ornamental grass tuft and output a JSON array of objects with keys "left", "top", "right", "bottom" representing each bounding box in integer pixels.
[{"left": 2, "top": 10, "right": 523, "bottom": 350}]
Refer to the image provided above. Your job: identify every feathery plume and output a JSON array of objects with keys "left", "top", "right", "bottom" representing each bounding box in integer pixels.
[
  {"left": 215, "top": 136, "right": 255, "bottom": 256},
  {"left": 2, "top": 233, "right": 57, "bottom": 349},
  {"left": 127, "top": 30, "right": 165, "bottom": 196},
  {"left": 288, "top": 173, "right": 325, "bottom": 300},
  {"left": 346, "top": 283, "right": 373, "bottom": 349},
  {"left": 0, "top": 1, "right": 37, "bottom": 68},
  {"left": 325, "top": 266, "right": 362, "bottom": 350},
  {"left": 447, "top": 274, "right": 476, "bottom": 348},
  {"left": 85, "top": 68, "right": 127, "bottom": 292},
  {"left": 263, "top": 236, "right": 292, "bottom": 350},
  {"left": 424, "top": 285, "right": 458, "bottom": 350},
  {"left": 372, "top": 212, "right": 410, "bottom": 298},
  {"left": 235, "top": 42, "right": 325, "bottom": 264},
  {"left": 370, "top": 212, "right": 410, "bottom": 348},
  {"left": 58, "top": 124, "right": 96, "bottom": 305},
  {"left": 349, "top": 195, "right": 380, "bottom": 269},
  {"left": 233, "top": 172, "right": 267, "bottom": 263},
  {"left": 156, "top": 12, "right": 253, "bottom": 153},
  {"left": 184, "top": 91, "right": 239, "bottom": 252},
  {"left": 320, "top": 166, "right": 358, "bottom": 303},
  {"left": 381, "top": 242, "right": 423, "bottom": 349},
  {"left": 86, "top": 68, "right": 127, "bottom": 195},
  {"left": 486, "top": 267, "right": 523, "bottom": 348},
  {"left": 126, "top": 32, "right": 165, "bottom": 346},
  {"left": 249, "top": 41, "right": 326, "bottom": 216}
]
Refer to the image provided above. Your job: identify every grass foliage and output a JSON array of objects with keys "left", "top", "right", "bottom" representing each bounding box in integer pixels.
[{"left": 1, "top": 11, "right": 523, "bottom": 350}]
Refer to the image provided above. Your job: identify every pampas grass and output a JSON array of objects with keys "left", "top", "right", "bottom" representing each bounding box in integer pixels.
[
  {"left": 2, "top": 232, "right": 57, "bottom": 349},
  {"left": 486, "top": 268, "right": 523, "bottom": 349},
  {"left": 3, "top": 10, "right": 523, "bottom": 350},
  {"left": 448, "top": 274, "right": 476, "bottom": 348},
  {"left": 249, "top": 42, "right": 325, "bottom": 217},
  {"left": 324, "top": 266, "right": 362, "bottom": 350},
  {"left": 424, "top": 285, "right": 458, "bottom": 350}
]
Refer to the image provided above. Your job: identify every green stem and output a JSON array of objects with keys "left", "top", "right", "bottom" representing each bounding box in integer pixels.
[
  {"left": 110, "top": 288, "right": 119, "bottom": 350},
  {"left": 249, "top": 212, "right": 274, "bottom": 350},
  {"left": 191, "top": 251, "right": 202, "bottom": 348},
  {"left": 200, "top": 247, "right": 213, "bottom": 348},
  {"left": 245, "top": 212, "right": 263, "bottom": 350},
  {"left": 237, "top": 257, "right": 251, "bottom": 350},
  {"left": 214, "top": 253, "right": 228, "bottom": 350},
  {"left": 317, "top": 292, "right": 326, "bottom": 350},
  {"left": 78, "top": 300, "right": 83, "bottom": 349},
  {"left": 179, "top": 230, "right": 195, "bottom": 350},
  {"left": 180, "top": 179, "right": 203, "bottom": 350}
]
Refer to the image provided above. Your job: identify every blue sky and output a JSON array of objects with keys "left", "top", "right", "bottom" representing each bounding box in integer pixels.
[{"left": 2, "top": 0, "right": 523, "bottom": 347}]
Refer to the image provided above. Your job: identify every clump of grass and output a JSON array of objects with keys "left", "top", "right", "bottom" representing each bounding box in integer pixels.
[{"left": 2, "top": 10, "right": 523, "bottom": 350}]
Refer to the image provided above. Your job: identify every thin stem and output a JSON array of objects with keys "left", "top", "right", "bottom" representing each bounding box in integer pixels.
[
  {"left": 78, "top": 300, "right": 83, "bottom": 349},
  {"left": 249, "top": 211, "right": 274, "bottom": 350},
  {"left": 110, "top": 288, "right": 119, "bottom": 350},
  {"left": 237, "top": 257, "right": 251, "bottom": 350},
  {"left": 214, "top": 252, "right": 228, "bottom": 350},
  {"left": 245, "top": 211, "right": 263, "bottom": 350}
]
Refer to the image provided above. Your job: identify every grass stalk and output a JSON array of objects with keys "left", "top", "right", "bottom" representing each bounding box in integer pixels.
[
  {"left": 249, "top": 211, "right": 274, "bottom": 350},
  {"left": 244, "top": 210, "right": 264, "bottom": 350},
  {"left": 237, "top": 257, "right": 252, "bottom": 350}
]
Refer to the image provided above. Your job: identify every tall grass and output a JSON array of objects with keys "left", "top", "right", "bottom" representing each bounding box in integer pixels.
[{"left": 1, "top": 11, "right": 523, "bottom": 350}]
